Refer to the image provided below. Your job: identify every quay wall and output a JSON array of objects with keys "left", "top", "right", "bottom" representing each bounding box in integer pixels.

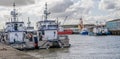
[{"left": 109, "top": 30, "right": 120, "bottom": 35}]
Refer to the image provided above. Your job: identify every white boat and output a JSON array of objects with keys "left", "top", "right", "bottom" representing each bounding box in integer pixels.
[
  {"left": 1, "top": 3, "right": 27, "bottom": 49},
  {"left": 36, "top": 3, "right": 70, "bottom": 48},
  {"left": 0, "top": 3, "right": 70, "bottom": 50},
  {"left": 93, "top": 26, "right": 110, "bottom": 35}
]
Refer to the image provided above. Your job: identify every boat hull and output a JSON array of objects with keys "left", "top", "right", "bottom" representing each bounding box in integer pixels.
[
  {"left": 58, "top": 30, "right": 73, "bottom": 35},
  {"left": 9, "top": 35, "right": 70, "bottom": 50}
]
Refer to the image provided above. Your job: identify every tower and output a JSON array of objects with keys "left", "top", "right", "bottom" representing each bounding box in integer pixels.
[{"left": 78, "top": 18, "right": 84, "bottom": 31}]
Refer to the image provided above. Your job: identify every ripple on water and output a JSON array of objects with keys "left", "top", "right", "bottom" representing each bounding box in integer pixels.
[{"left": 25, "top": 35, "right": 120, "bottom": 59}]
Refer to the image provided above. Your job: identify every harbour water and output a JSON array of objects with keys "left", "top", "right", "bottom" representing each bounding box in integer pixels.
[{"left": 25, "top": 35, "right": 120, "bottom": 59}]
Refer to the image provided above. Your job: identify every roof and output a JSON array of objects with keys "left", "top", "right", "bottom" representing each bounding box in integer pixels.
[
  {"left": 37, "top": 20, "right": 55, "bottom": 23},
  {"left": 62, "top": 24, "right": 95, "bottom": 26},
  {"left": 6, "top": 22, "right": 24, "bottom": 24},
  {"left": 107, "top": 19, "right": 120, "bottom": 22}
]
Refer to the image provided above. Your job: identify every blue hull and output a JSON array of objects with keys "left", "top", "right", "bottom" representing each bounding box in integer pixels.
[
  {"left": 80, "top": 32, "right": 88, "bottom": 35},
  {"left": 96, "top": 32, "right": 111, "bottom": 36}
]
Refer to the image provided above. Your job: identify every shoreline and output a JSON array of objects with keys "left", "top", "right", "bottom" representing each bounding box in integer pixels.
[{"left": 0, "top": 43, "right": 38, "bottom": 59}]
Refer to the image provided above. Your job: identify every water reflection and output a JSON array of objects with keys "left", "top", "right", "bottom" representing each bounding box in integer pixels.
[{"left": 25, "top": 35, "right": 120, "bottom": 59}]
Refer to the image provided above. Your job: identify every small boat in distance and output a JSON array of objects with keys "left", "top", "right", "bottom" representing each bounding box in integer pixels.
[
  {"left": 93, "top": 25, "right": 111, "bottom": 36},
  {"left": 57, "top": 16, "right": 73, "bottom": 35},
  {"left": 58, "top": 27, "right": 73, "bottom": 35}
]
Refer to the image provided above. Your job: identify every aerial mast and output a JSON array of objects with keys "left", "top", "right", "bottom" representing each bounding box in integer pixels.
[
  {"left": 44, "top": 3, "right": 50, "bottom": 20},
  {"left": 27, "top": 17, "right": 31, "bottom": 27},
  {"left": 11, "top": 2, "right": 18, "bottom": 22}
]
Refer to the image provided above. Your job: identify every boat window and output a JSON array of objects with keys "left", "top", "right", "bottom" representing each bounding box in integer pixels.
[
  {"left": 29, "top": 34, "right": 33, "bottom": 41},
  {"left": 42, "top": 31, "right": 44, "bottom": 35},
  {"left": 12, "top": 25, "right": 13, "bottom": 27},
  {"left": 48, "top": 25, "right": 58, "bottom": 29},
  {"left": 40, "top": 25, "right": 46, "bottom": 29},
  {"left": 14, "top": 24, "right": 18, "bottom": 31},
  {"left": 8, "top": 25, "right": 10, "bottom": 27},
  {"left": 33, "top": 32, "right": 37, "bottom": 35},
  {"left": 20, "top": 24, "right": 22, "bottom": 27},
  {"left": 39, "top": 33, "right": 42, "bottom": 41},
  {"left": 29, "top": 36, "right": 33, "bottom": 42}
]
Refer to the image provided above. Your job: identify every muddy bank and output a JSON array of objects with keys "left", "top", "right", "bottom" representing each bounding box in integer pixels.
[{"left": 0, "top": 43, "right": 38, "bottom": 59}]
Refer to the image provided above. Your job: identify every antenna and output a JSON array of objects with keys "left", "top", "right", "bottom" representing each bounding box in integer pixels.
[
  {"left": 11, "top": 2, "right": 18, "bottom": 22},
  {"left": 62, "top": 16, "right": 68, "bottom": 25},
  {"left": 11, "top": 18, "right": 12, "bottom": 22},
  {"left": 44, "top": 3, "right": 51, "bottom": 20},
  {"left": 27, "top": 17, "right": 31, "bottom": 27},
  {"left": 56, "top": 17, "right": 59, "bottom": 24}
]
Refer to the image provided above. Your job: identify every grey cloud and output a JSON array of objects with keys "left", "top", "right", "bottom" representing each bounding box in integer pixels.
[
  {"left": 49, "top": 0, "right": 73, "bottom": 13},
  {"left": 0, "top": 0, "right": 35, "bottom": 6},
  {"left": 49, "top": 0, "right": 94, "bottom": 21},
  {"left": 106, "top": 3, "right": 115, "bottom": 9},
  {"left": 105, "top": 1, "right": 116, "bottom": 9},
  {"left": 99, "top": 0, "right": 120, "bottom": 11}
]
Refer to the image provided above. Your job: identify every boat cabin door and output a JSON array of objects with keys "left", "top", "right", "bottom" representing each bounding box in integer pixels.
[{"left": 33, "top": 35, "right": 38, "bottom": 49}]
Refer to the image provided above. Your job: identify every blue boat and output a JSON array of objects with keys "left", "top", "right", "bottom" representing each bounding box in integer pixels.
[{"left": 80, "top": 28, "right": 88, "bottom": 35}]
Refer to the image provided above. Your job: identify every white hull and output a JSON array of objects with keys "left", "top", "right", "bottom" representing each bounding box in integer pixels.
[{"left": 10, "top": 35, "right": 70, "bottom": 50}]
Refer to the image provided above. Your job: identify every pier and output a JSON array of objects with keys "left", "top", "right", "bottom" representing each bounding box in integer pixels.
[{"left": 0, "top": 43, "right": 38, "bottom": 59}]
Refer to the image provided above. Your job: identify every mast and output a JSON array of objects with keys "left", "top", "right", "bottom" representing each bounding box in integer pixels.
[
  {"left": 27, "top": 17, "right": 31, "bottom": 27},
  {"left": 62, "top": 16, "right": 68, "bottom": 25},
  {"left": 11, "top": 2, "right": 18, "bottom": 22},
  {"left": 44, "top": 3, "right": 50, "bottom": 20}
]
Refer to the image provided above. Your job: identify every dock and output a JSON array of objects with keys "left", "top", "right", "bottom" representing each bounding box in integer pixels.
[{"left": 0, "top": 43, "right": 38, "bottom": 59}]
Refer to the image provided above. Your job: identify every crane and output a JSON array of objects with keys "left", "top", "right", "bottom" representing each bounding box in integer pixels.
[{"left": 62, "top": 16, "right": 68, "bottom": 25}]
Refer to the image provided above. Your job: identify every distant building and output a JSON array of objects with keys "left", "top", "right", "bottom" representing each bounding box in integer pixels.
[
  {"left": 62, "top": 24, "right": 78, "bottom": 28},
  {"left": 106, "top": 19, "right": 120, "bottom": 35},
  {"left": 62, "top": 24, "right": 95, "bottom": 29},
  {"left": 84, "top": 24, "right": 95, "bottom": 29},
  {"left": 62, "top": 24, "right": 95, "bottom": 33}
]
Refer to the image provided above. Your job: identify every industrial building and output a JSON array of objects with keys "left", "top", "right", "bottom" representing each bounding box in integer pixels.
[
  {"left": 62, "top": 24, "right": 95, "bottom": 34},
  {"left": 106, "top": 19, "right": 120, "bottom": 35}
]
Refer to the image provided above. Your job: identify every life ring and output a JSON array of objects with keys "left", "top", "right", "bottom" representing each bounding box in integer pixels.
[
  {"left": 29, "top": 34, "right": 32, "bottom": 37},
  {"left": 27, "top": 33, "right": 32, "bottom": 38}
]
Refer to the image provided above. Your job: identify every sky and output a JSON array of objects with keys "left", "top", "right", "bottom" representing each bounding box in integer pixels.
[{"left": 0, "top": 0, "right": 120, "bottom": 29}]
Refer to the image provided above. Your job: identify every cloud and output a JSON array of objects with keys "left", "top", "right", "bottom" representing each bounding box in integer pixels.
[
  {"left": 0, "top": 0, "right": 106, "bottom": 25},
  {"left": 1, "top": 0, "right": 120, "bottom": 28},
  {"left": 0, "top": 0, "right": 35, "bottom": 6},
  {"left": 67, "top": 0, "right": 94, "bottom": 15},
  {"left": 48, "top": 0, "right": 95, "bottom": 21},
  {"left": 60, "top": 0, "right": 95, "bottom": 22},
  {"left": 99, "top": 0, "right": 120, "bottom": 11},
  {"left": 49, "top": 0, "right": 73, "bottom": 13},
  {"left": 34, "top": 0, "right": 95, "bottom": 25},
  {"left": 98, "top": 0, "right": 120, "bottom": 23},
  {"left": 0, "top": 0, "right": 96, "bottom": 26}
]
